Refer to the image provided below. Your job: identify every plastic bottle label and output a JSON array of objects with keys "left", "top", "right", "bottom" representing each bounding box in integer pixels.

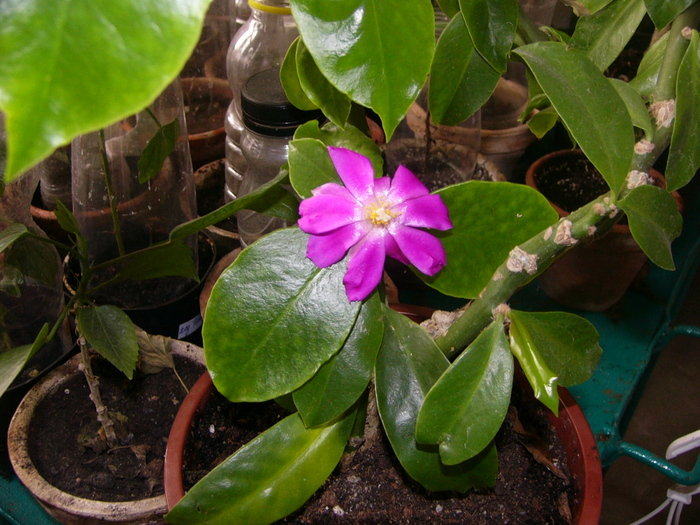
[{"left": 178, "top": 314, "right": 203, "bottom": 339}]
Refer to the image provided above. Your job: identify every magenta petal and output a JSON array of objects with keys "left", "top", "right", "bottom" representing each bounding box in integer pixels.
[
  {"left": 344, "top": 231, "right": 386, "bottom": 301},
  {"left": 306, "top": 222, "right": 370, "bottom": 268},
  {"left": 328, "top": 147, "right": 375, "bottom": 201},
  {"left": 388, "top": 165, "right": 430, "bottom": 201},
  {"left": 393, "top": 194, "right": 452, "bottom": 231},
  {"left": 299, "top": 194, "right": 361, "bottom": 234},
  {"left": 311, "top": 182, "right": 355, "bottom": 199},
  {"left": 385, "top": 233, "right": 410, "bottom": 265},
  {"left": 390, "top": 226, "right": 447, "bottom": 276}
]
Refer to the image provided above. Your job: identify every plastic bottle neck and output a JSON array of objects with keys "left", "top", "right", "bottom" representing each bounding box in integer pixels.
[{"left": 248, "top": 0, "right": 291, "bottom": 16}]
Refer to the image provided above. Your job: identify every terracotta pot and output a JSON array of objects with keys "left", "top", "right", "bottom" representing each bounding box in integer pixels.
[
  {"left": 526, "top": 149, "right": 682, "bottom": 311},
  {"left": 163, "top": 307, "right": 603, "bottom": 524},
  {"left": 7, "top": 341, "right": 206, "bottom": 525}
]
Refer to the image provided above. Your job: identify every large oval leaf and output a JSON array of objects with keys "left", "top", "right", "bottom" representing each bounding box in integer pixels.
[
  {"left": 291, "top": 0, "right": 435, "bottom": 140},
  {"left": 0, "top": 0, "right": 212, "bottom": 182},
  {"left": 618, "top": 185, "right": 683, "bottom": 270},
  {"left": 429, "top": 12, "right": 501, "bottom": 125},
  {"left": 166, "top": 409, "right": 358, "bottom": 525},
  {"left": 203, "top": 228, "right": 361, "bottom": 402},
  {"left": 76, "top": 304, "right": 138, "bottom": 379},
  {"left": 569, "top": 0, "right": 647, "bottom": 72},
  {"left": 458, "top": 0, "right": 517, "bottom": 73},
  {"left": 645, "top": 0, "right": 697, "bottom": 29},
  {"left": 515, "top": 42, "right": 635, "bottom": 194},
  {"left": 666, "top": 31, "right": 700, "bottom": 192},
  {"left": 416, "top": 320, "right": 513, "bottom": 465},
  {"left": 293, "top": 291, "right": 383, "bottom": 428},
  {"left": 507, "top": 310, "right": 602, "bottom": 387},
  {"left": 375, "top": 305, "right": 498, "bottom": 491},
  {"left": 424, "top": 181, "right": 558, "bottom": 299}
]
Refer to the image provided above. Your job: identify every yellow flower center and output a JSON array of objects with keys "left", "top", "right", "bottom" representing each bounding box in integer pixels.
[{"left": 366, "top": 199, "right": 398, "bottom": 226}]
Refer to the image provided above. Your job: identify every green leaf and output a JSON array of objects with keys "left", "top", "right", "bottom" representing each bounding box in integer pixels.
[
  {"left": 508, "top": 313, "right": 559, "bottom": 414},
  {"left": 629, "top": 31, "right": 668, "bottom": 98},
  {"left": 294, "top": 291, "right": 383, "bottom": 428},
  {"left": 416, "top": 320, "right": 514, "bottom": 465},
  {"left": 0, "top": 223, "right": 28, "bottom": 253},
  {"left": 618, "top": 184, "right": 683, "bottom": 270},
  {"left": 375, "top": 305, "right": 498, "bottom": 491},
  {"left": 608, "top": 78, "right": 653, "bottom": 135},
  {"left": 289, "top": 122, "right": 383, "bottom": 198},
  {"left": 458, "top": 0, "right": 518, "bottom": 73},
  {"left": 0, "top": 0, "right": 212, "bottom": 182},
  {"left": 5, "top": 235, "right": 60, "bottom": 285},
  {"left": 508, "top": 310, "right": 602, "bottom": 387},
  {"left": 137, "top": 118, "right": 180, "bottom": 184},
  {"left": 166, "top": 408, "right": 358, "bottom": 525},
  {"left": 77, "top": 305, "right": 138, "bottom": 379},
  {"left": 54, "top": 200, "right": 80, "bottom": 235},
  {"left": 570, "top": 0, "right": 647, "bottom": 72},
  {"left": 515, "top": 42, "right": 635, "bottom": 193},
  {"left": 527, "top": 107, "right": 560, "bottom": 139},
  {"left": 115, "top": 241, "right": 198, "bottom": 283},
  {"left": 645, "top": 0, "right": 697, "bottom": 29},
  {"left": 280, "top": 39, "right": 319, "bottom": 111},
  {"left": 291, "top": 0, "right": 435, "bottom": 140},
  {"left": 0, "top": 324, "right": 49, "bottom": 399},
  {"left": 424, "top": 181, "right": 558, "bottom": 299},
  {"left": 203, "top": 228, "right": 361, "bottom": 402},
  {"left": 429, "top": 12, "right": 501, "bottom": 125},
  {"left": 667, "top": 31, "right": 700, "bottom": 192},
  {"left": 295, "top": 39, "right": 352, "bottom": 128},
  {"left": 169, "top": 169, "right": 298, "bottom": 241},
  {"left": 437, "top": 0, "right": 461, "bottom": 18}
]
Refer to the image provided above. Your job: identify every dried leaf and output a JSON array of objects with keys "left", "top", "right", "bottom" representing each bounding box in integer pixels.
[
  {"left": 510, "top": 407, "right": 569, "bottom": 481},
  {"left": 136, "top": 328, "right": 174, "bottom": 375}
]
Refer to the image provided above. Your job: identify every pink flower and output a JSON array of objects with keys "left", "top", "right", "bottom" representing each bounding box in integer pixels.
[{"left": 298, "top": 146, "right": 453, "bottom": 301}]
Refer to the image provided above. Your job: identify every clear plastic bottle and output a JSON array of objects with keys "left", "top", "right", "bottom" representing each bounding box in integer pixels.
[
  {"left": 236, "top": 68, "right": 321, "bottom": 246},
  {"left": 229, "top": 0, "right": 252, "bottom": 35},
  {"left": 223, "top": 0, "right": 297, "bottom": 203}
]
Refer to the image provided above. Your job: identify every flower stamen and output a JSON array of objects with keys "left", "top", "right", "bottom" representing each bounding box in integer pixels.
[{"left": 366, "top": 200, "right": 398, "bottom": 226}]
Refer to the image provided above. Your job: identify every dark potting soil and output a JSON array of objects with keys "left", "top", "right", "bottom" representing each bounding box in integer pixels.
[
  {"left": 534, "top": 156, "right": 610, "bottom": 214},
  {"left": 27, "top": 353, "right": 206, "bottom": 502},
  {"left": 183, "top": 384, "right": 576, "bottom": 524}
]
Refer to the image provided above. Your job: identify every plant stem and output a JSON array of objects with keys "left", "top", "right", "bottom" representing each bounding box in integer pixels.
[
  {"left": 78, "top": 335, "right": 119, "bottom": 448},
  {"left": 98, "top": 129, "right": 126, "bottom": 257}
]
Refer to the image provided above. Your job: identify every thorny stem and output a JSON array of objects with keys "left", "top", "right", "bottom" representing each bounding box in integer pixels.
[
  {"left": 98, "top": 129, "right": 126, "bottom": 257},
  {"left": 78, "top": 335, "right": 119, "bottom": 448},
  {"left": 437, "top": 7, "right": 700, "bottom": 358}
]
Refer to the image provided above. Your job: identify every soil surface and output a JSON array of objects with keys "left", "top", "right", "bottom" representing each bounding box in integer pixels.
[
  {"left": 28, "top": 353, "right": 206, "bottom": 502},
  {"left": 183, "top": 383, "right": 576, "bottom": 524},
  {"left": 534, "top": 156, "right": 610, "bottom": 213}
]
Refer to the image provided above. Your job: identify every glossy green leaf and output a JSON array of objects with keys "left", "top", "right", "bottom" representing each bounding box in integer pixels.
[
  {"left": 293, "top": 291, "right": 383, "bottom": 428},
  {"left": 619, "top": 185, "right": 683, "bottom": 270},
  {"left": 609, "top": 78, "right": 653, "bottom": 135},
  {"left": 280, "top": 39, "right": 319, "bottom": 112},
  {"left": 203, "top": 228, "right": 361, "bottom": 402},
  {"left": 166, "top": 408, "right": 358, "bottom": 525},
  {"left": 429, "top": 13, "right": 501, "bottom": 125},
  {"left": 507, "top": 310, "right": 602, "bottom": 387},
  {"left": 527, "top": 107, "right": 560, "bottom": 139},
  {"left": 0, "top": 324, "right": 49, "bottom": 399},
  {"left": 291, "top": 0, "right": 435, "bottom": 140},
  {"left": 508, "top": 313, "right": 559, "bottom": 414},
  {"left": 667, "top": 31, "right": 700, "bottom": 192},
  {"left": 289, "top": 123, "right": 383, "bottom": 198},
  {"left": 459, "top": 0, "right": 518, "bottom": 73},
  {"left": 566, "top": 0, "right": 615, "bottom": 16},
  {"left": 115, "top": 241, "right": 198, "bottom": 283},
  {"left": 424, "top": 181, "right": 558, "bottom": 299},
  {"left": 375, "top": 305, "right": 498, "bottom": 491},
  {"left": 137, "top": 118, "right": 180, "bottom": 184},
  {"left": 54, "top": 200, "right": 80, "bottom": 235},
  {"left": 629, "top": 31, "right": 668, "bottom": 97},
  {"left": 645, "top": 0, "right": 697, "bottom": 28},
  {"left": 437, "top": 0, "right": 460, "bottom": 18},
  {"left": 570, "top": 0, "right": 647, "bottom": 71},
  {"left": 416, "top": 320, "right": 514, "bottom": 465},
  {"left": 0, "top": 223, "right": 27, "bottom": 253},
  {"left": 169, "top": 169, "right": 298, "bottom": 241},
  {"left": 77, "top": 305, "right": 138, "bottom": 379},
  {"left": 295, "top": 39, "right": 352, "bottom": 128},
  {"left": 0, "top": 0, "right": 212, "bottom": 182},
  {"left": 515, "top": 42, "right": 635, "bottom": 193}
]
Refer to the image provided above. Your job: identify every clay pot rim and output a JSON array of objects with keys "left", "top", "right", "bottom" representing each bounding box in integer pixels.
[
  {"left": 163, "top": 305, "right": 603, "bottom": 524},
  {"left": 7, "top": 341, "right": 205, "bottom": 522}
]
